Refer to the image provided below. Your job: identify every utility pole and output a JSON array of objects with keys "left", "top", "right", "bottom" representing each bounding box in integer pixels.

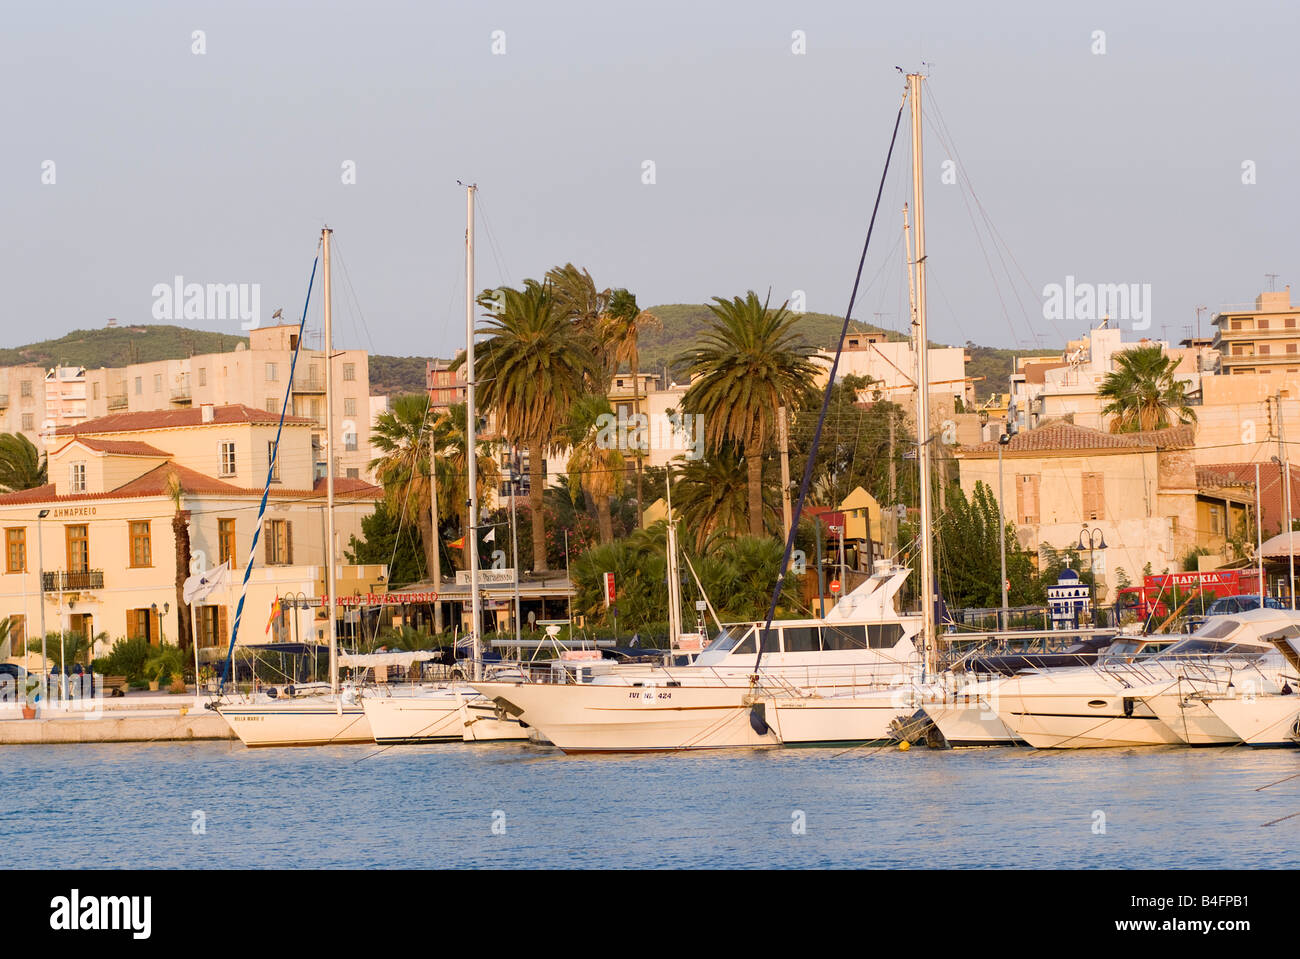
[
  {"left": 777, "top": 406, "right": 793, "bottom": 543},
  {"left": 888, "top": 411, "right": 897, "bottom": 504},
  {"left": 1279, "top": 393, "right": 1295, "bottom": 610}
]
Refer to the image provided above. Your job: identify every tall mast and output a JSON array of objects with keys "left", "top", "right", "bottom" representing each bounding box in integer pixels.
[
  {"left": 465, "top": 184, "right": 483, "bottom": 677},
  {"left": 665, "top": 465, "right": 681, "bottom": 648},
  {"left": 908, "top": 73, "right": 939, "bottom": 679},
  {"left": 322, "top": 226, "right": 339, "bottom": 696}
]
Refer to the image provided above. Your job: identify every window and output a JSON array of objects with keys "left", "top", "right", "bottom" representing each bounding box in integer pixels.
[
  {"left": 129, "top": 521, "right": 151, "bottom": 567},
  {"left": 343, "top": 362, "right": 356, "bottom": 382},
  {"left": 782, "top": 626, "right": 820, "bottom": 652},
  {"left": 266, "top": 363, "right": 278, "bottom": 382},
  {"left": 127, "top": 608, "right": 155, "bottom": 644},
  {"left": 92, "top": 383, "right": 100, "bottom": 400},
  {"left": 153, "top": 373, "right": 162, "bottom": 392},
  {"left": 344, "top": 429, "right": 358, "bottom": 452},
  {"left": 69, "top": 462, "right": 86, "bottom": 493},
  {"left": 20, "top": 380, "right": 31, "bottom": 398},
  {"left": 1288, "top": 344, "right": 1298, "bottom": 354},
  {"left": 266, "top": 441, "right": 280, "bottom": 482},
  {"left": 1260, "top": 344, "right": 1271, "bottom": 356},
  {"left": 219, "top": 441, "right": 236, "bottom": 476},
  {"left": 218, "top": 518, "right": 236, "bottom": 564},
  {"left": 266, "top": 398, "right": 278, "bottom": 413},
  {"left": 8, "top": 614, "right": 24, "bottom": 646},
  {"left": 21, "top": 414, "right": 33, "bottom": 431},
  {"left": 198, "top": 368, "right": 207, "bottom": 387},
  {"left": 264, "top": 519, "right": 293, "bottom": 565},
  {"left": 65, "top": 525, "right": 89, "bottom": 573},
  {"left": 1259, "top": 319, "right": 1270, "bottom": 331},
  {"left": 1209, "top": 505, "right": 1224, "bottom": 535},
  {"left": 344, "top": 397, "right": 356, "bottom": 417},
  {"left": 346, "top": 468, "right": 359, "bottom": 480},
  {"left": 1016, "top": 474, "right": 1040, "bottom": 525},
  {"left": 134, "top": 376, "right": 143, "bottom": 395},
  {"left": 5, "top": 528, "right": 26, "bottom": 573},
  {"left": 1081, "top": 472, "right": 1104, "bottom": 521},
  {"left": 197, "top": 605, "right": 229, "bottom": 648}
]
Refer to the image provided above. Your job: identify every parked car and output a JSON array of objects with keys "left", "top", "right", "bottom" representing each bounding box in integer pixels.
[{"left": 1184, "top": 594, "right": 1286, "bottom": 632}]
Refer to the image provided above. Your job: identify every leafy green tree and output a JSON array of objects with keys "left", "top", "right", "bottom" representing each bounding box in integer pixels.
[
  {"left": 1098, "top": 344, "right": 1197, "bottom": 433},
  {"left": 672, "top": 444, "right": 771, "bottom": 550},
  {"left": 923, "top": 482, "right": 1038, "bottom": 609},
  {"left": 681, "top": 292, "right": 819, "bottom": 537},
  {"left": 430, "top": 401, "right": 501, "bottom": 567},
  {"left": 563, "top": 394, "right": 625, "bottom": 544},
  {"left": 345, "top": 500, "right": 426, "bottom": 586}
]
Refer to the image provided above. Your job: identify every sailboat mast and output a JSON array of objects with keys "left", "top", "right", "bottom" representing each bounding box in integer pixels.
[
  {"left": 322, "top": 226, "right": 339, "bottom": 696},
  {"left": 465, "top": 184, "right": 483, "bottom": 679},
  {"left": 908, "top": 73, "right": 939, "bottom": 678},
  {"left": 665, "top": 465, "right": 680, "bottom": 648}
]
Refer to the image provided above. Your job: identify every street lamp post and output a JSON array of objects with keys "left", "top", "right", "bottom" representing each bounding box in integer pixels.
[
  {"left": 36, "top": 509, "right": 49, "bottom": 707},
  {"left": 1078, "top": 525, "right": 1108, "bottom": 625},
  {"left": 997, "top": 432, "right": 1012, "bottom": 631}
]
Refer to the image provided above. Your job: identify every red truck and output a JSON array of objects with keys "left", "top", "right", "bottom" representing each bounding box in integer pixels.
[{"left": 1114, "top": 569, "right": 1265, "bottom": 625}]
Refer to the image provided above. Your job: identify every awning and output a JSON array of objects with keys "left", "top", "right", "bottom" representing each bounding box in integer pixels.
[{"left": 338, "top": 650, "right": 449, "bottom": 668}]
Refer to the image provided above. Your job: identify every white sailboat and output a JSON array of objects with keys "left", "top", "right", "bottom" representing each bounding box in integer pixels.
[
  {"left": 217, "top": 227, "right": 373, "bottom": 747},
  {"left": 360, "top": 183, "right": 527, "bottom": 746}
]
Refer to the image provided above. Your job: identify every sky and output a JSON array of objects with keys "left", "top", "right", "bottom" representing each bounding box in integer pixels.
[{"left": 3, "top": 0, "right": 1298, "bottom": 361}]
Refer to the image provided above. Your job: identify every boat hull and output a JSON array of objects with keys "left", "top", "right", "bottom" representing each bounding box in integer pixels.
[
  {"left": 471, "top": 681, "right": 780, "bottom": 753},
  {"left": 1139, "top": 691, "right": 1239, "bottom": 745},
  {"left": 994, "top": 682, "right": 1181, "bottom": 749},
  {"left": 361, "top": 688, "right": 529, "bottom": 744},
  {"left": 922, "top": 697, "right": 1020, "bottom": 747},
  {"left": 1205, "top": 696, "right": 1300, "bottom": 747},
  {"left": 766, "top": 690, "right": 912, "bottom": 746},
  {"left": 217, "top": 699, "right": 373, "bottom": 747}
]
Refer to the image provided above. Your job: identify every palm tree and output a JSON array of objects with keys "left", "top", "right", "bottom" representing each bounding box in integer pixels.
[
  {"left": 547, "top": 263, "right": 613, "bottom": 390},
  {"left": 604, "top": 289, "right": 661, "bottom": 527},
  {"left": 672, "top": 444, "right": 759, "bottom": 550},
  {"left": 681, "top": 292, "right": 819, "bottom": 536},
  {"left": 1098, "top": 345, "right": 1198, "bottom": 433},
  {"left": 430, "top": 401, "right": 501, "bottom": 567},
  {"left": 0, "top": 433, "right": 47, "bottom": 491},
  {"left": 564, "top": 394, "right": 626, "bottom": 544},
  {"left": 469, "top": 279, "right": 598, "bottom": 571},
  {"left": 370, "top": 394, "right": 436, "bottom": 583},
  {"left": 165, "top": 471, "right": 193, "bottom": 654}
]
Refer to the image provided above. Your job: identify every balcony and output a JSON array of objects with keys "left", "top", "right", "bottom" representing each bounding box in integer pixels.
[
  {"left": 170, "top": 386, "right": 192, "bottom": 404},
  {"left": 291, "top": 375, "right": 326, "bottom": 393},
  {"left": 107, "top": 393, "right": 128, "bottom": 410},
  {"left": 42, "top": 570, "right": 105, "bottom": 592}
]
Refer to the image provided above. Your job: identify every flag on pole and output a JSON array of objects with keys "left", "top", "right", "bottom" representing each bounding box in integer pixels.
[
  {"left": 183, "top": 560, "right": 231, "bottom": 605},
  {"left": 265, "top": 595, "right": 282, "bottom": 634},
  {"left": 483, "top": 527, "right": 496, "bottom": 543},
  {"left": 448, "top": 536, "right": 465, "bottom": 549}
]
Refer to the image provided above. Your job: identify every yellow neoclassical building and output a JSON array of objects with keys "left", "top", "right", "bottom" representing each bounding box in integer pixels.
[{"left": 0, "top": 403, "right": 382, "bottom": 665}]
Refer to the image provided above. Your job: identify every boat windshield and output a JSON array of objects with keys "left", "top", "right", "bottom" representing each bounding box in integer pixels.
[{"left": 1152, "top": 638, "right": 1268, "bottom": 660}]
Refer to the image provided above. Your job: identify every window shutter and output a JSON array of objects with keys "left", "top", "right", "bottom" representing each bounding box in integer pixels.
[
  {"left": 1082, "top": 473, "right": 1104, "bottom": 521},
  {"left": 263, "top": 520, "right": 273, "bottom": 564},
  {"left": 286, "top": 522, "right": 294, "bottom": 565},
  {"left": 218, "top": 606, "right": 229, "bottom": 645},
  {"left": 1017, "top": 475, "right": 1039, "bottom": 525}
]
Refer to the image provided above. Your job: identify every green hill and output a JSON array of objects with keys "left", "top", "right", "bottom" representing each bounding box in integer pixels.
[{"left": 0, "top": 325, "right": 248, "bottom": 369}]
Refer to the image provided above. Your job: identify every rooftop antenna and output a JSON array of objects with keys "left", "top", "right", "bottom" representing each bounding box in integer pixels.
[
  {"left": 1266, "top": 273, "right": 1280, "bottom": 292},
  {"left": 1195, "top": 305, "right": 1206, "bottom": 340}
]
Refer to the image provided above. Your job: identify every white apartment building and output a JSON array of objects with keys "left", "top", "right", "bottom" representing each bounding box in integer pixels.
[{"left": 82, "top": 325, "right": 377, "bottom": 482}]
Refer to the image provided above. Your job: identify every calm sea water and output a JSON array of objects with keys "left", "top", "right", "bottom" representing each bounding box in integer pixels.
[{"left": 2, "top": 741, "right": 1296, "bottom": 869}]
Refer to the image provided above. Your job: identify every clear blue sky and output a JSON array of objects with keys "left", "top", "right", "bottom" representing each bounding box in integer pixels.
[{"left": 2, "top": 0, "right": 1296, "bottom": 360}]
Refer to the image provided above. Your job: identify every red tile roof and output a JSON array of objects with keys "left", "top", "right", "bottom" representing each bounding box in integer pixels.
[
  {"left": 52, "top": 438, "right": 171, "bottom": 457},
  {"left": 55, "top": 404, "right": 313, "bottom": 436},
  {"left": 961, "top": 420, "right": 1194, "bottom": 457},
  {"left": 0, "top": 467, "right": 382, "bottom": 506}
]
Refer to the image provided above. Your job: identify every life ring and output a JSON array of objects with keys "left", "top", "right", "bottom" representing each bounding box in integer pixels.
[
  {"left": 284, "top": 685, "right": 295, "bottom": 697},
  {"left": 266, "top": 687, "right": 278, "bottom": 699},
  {"left": 450, "top": 668, "right": 465, "bottom": 681}
]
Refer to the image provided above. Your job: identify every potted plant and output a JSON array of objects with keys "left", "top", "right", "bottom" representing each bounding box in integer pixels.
[
  {"left": 21, "top": 674, "right": 41, "bottom": 720},
  {"left": 144, "top": 642, "right": 184, "bottom": 693}
]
